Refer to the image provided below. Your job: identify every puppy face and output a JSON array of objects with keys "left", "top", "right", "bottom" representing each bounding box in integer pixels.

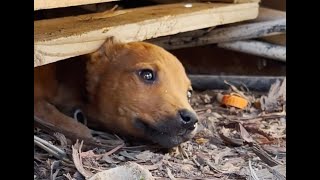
[{"left": 86, "top": 38, "right": 198, "bottom": 148}]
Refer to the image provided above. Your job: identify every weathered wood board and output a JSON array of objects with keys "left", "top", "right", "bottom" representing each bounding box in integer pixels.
[
  {"left": 34, "top": 2, "right": 259, "bottom": 67},
  {"left": 34, "top": 0, "right": 119, "bottom": 11},
  {"left": 149, "top": 7, "right": 285, "bottom": 50}
]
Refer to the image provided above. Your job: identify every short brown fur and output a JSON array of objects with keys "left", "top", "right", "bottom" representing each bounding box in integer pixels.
[{"left": 34, "top": 38, "right": 198, "bottom": 148}]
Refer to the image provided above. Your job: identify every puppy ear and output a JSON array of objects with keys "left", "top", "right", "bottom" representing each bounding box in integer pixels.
[
  {"left": 88, "top": 37, "right": 123, "bottom": 63},
  {"left": 86, "top": 37, "right": 123, "bottom": 101}
]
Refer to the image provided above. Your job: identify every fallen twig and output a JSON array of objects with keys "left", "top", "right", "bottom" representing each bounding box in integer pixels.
[
  {"left": 80, "top": 143, "right": 125, "bottom": 160},
  {"left": 251, "top": 144, "right": 282, "bottom": 167},
  {"left": 248, "top": 159, "right": 260, "bottom": 180},
  {"left": 224, "top": 80, "right": 250, "bottom": 101},
  {"left": 63, "top": 173, "right": 75, "bottom": 180},
  {"left": 218, "top": 127, "right": 244, "bottom": 146},
  {"left": 72, "top": 140, "right": 94, "bottom": 179},
  {"left": 104, "top": 143, "right": 125, "bottom": 156},
  {"left": 199, "top": 154, "right": 222, "bottom": 174},
  {"left": 192, "top": 156, "right": 201, "bottom": 168},
  {"left": 254, "top": 165, "right": 286, "bottom": 179},
  {"left": 50, "top": 161, "right": 60, "bottom": 180},
  {"left": 35, "top": 115, "right": 123, "bottom": 150},
  {"left": 266, "top": 166, "right": 286, "bottom": 180},
  {"left": 227, "top": 111, "right": 286, "bottom": 122},
  {"left": 178, "top": 145, "right": 189, "bottom": 159},
  {"left": 34, "top": 135, "right": 68, "bottom": 161},
  {"left": 218, "top": 40, "right": 286, "bottom": 62},
  {"left": 167, "top": 167, "right": 177, "bottom": 180}
]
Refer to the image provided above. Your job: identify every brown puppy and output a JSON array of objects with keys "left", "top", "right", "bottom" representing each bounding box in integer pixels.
[{"left": 34, "top": 38, "right": 198, "bottom": 148}]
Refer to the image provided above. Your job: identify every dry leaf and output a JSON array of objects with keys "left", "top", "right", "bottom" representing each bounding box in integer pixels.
[
  {"left": 135, "top": 151, "right": 155, "bottom": 162},
  {"left": 260, "top": 78, "right": 286, "bottom": 113},
  {"left": 72, "top": 141, "right": 94, "bottom": 179},
  {"left": 53, "top": 132, "right": 68, "bottom": 147},
  {"left": 213, "top": 147, "right": 233, "bottom": 164},
  {"left": 253, "top": 135, "right": 272, "bottom": 144},
  {"left": 166, "top": 167, "right": 176, "bottom": 180},
  {"left": 101, "top": 155, "right": 120, "bottom": 164},
  {"left": 219, "top": 162, "right": 241, "bottom": 173},
  {"left": 195, "top": 138, "right": 209, "bottom": 144},
  {"left": 119, "top": 151, "right": 137, "bottom": 160},
  {"left": 80, "top": 150, "right": 98, "bottom": 159},
  {"left": 219, "top": 127, "right": 244, "bottom": 146},
  {"left": 239, "top": 123, "right": 255, "bottom": 144},
  {"left": 262, "top": 145, "right": 286, "bottom": 156},
  {"left": 251, "top": 145, "right": 282, "bottom": 167},
  {"left": 142, "top": 162, "right": 162, "bottom": 171}
]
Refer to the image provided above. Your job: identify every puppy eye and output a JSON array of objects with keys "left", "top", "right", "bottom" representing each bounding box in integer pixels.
[
  {"left": 187, "top": 90, "right": 192, "bottom": 102},
  {"left": 139, "top": 69, "right": 155, "bottom": 82}
]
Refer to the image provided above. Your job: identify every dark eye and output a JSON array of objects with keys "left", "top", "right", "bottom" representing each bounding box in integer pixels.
[
  {"left": 139, "top": 69, "right": 155, "bottom": 82},
  {"left": 187, "top": 90, "right": 192, "bottom": 102}
]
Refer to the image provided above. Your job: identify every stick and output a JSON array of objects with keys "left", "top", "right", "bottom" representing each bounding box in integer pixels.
[
  {"left": 218, "top": 40, "right": 286, "bottom": 62},
  {"left": 151, "top": 19, "right": 285, "bottom": 50},
  {"left": 189, "top": 75, "right": 285, "bottom": 92}
]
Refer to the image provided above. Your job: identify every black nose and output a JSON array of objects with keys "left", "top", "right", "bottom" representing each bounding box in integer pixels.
[{"left": 179, "top": 109, "right": 198, "bottom": 130}]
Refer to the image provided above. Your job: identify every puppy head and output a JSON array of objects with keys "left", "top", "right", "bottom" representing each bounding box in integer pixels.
[{"left": 86, "top": 38, "right": 198, "bottom": 148}]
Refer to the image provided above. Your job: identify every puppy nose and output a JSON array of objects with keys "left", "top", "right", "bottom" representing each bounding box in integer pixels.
[{"left": 179, "top": 109, "right": 198, "bottom": 130}]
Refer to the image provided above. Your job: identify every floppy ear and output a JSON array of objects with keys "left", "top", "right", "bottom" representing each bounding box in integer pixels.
[
  {"left": 86, "top": 37, "right": 123, "bottom": 100},
  {"left": 88, "top": 37, "right": 123, "bottom": 64}
]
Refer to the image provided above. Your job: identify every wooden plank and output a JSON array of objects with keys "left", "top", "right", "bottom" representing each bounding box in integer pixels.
[
  {"left": 217, "top": 40, "right": 286, "bottom": 62},
  {"left": 240, "top": 7, "right": 287, "bottom": 45},
  {"left": 212, "top": 0, "right": 260, "bottom": 3},
  {"left": 261, "top": 0, "right": 286, "bottom": 11},
  {"left": 253, "top": 7, "right": 285, "bottom": 22},
  {"left": 149, "top": 7, "right": 285, "bottom": 50},
  {"left": 260, "top": 34, "right": 286, "bottom": 46},
  {"left": 148, "top": 0, "right": 260, "bottom": 4},
  {"left": 34, "top": 2, "right": 259, "bottom": 67},
  {"left": 34, "top": 0, "right": 119, "bottom": 11}
]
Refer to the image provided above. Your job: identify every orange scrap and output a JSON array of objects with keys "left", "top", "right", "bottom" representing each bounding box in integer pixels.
[{"left": 221, "top": 94, "right": 248, "bottom": 109}]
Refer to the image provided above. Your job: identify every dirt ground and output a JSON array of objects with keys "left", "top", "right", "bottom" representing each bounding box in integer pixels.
[{"left": 34, "top": 79, "right": 286, "bottom": 180}]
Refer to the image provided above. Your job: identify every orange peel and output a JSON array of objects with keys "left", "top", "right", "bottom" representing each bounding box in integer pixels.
[{"left": 221, "top": 94, "right": 248, "bottom": 109}]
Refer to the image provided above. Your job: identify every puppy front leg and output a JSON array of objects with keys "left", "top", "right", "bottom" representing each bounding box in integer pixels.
[{"left": 34, "top": 100, "right": 93, "bottom": 141}]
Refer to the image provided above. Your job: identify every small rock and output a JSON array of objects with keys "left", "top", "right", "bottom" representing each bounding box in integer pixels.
[{"left": 89, "top": 162, "right": 154, "bottom": 180}]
